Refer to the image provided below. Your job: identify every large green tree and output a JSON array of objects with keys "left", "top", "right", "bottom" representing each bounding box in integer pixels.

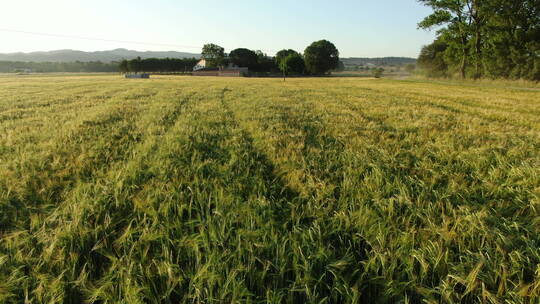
[
  {"left": 418, "top": 38, "right": 449, "bottom": 77},
  {"left": 481, "top": 0, "right": 540, "bottom": 80},
  {"left": 418, "top": 0, "right": 539, "bottom": 80},
  {"left": 279, "top": 53, "right": 305, "bottom": 75},
  {"left": 201, "top": 43, "right": 225, "bottom": 68},
  {"left": 228, "top": 48, "right": 258, "bottom": 69},
  {"left": 275, "top": 49, "right": 299, "bottom": 66},
  {"left": 303, "top": 40, "right": 340, "bottom": 75},
  {"left": 417, "top": 0, "right": 480, "bottom": 78},
  {"left": 252, "top": 50, "right": 278, "bottom": 73}
]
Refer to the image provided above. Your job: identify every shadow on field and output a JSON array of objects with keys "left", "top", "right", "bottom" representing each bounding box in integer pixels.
[
  {"left": 0, "top": 93, "right": 196, "bottom": 303},
  {"left": 214, "top": 87, "right": 375, "bottom": 302}
]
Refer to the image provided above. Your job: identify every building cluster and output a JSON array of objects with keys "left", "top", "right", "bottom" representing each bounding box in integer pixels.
[{"left": 192, "top": 59, "right": 248, "bottom": 77}]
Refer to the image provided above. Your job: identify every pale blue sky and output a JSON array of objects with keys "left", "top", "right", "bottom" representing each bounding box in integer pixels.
[{"left": 0, "top": 0, "right": 436, "bottom": 57}]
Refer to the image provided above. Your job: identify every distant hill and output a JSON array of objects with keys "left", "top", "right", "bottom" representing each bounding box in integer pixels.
[
  {"left": 0, "top": 49, "right": 201, "bottom": 62},
  {"left": 341, "top": 57, "right": 416, "bottom": 67},
  {"left": 0, "top": 49, "right": 416, "bottom": 67}
]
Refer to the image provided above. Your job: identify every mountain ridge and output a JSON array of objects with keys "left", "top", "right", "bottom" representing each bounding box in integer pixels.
[
  {"left": 0, "top": 49, "right": 416, "bottom": 65},
  {"left": 0, "top": 49, "right": 201, "bottom": 62}
]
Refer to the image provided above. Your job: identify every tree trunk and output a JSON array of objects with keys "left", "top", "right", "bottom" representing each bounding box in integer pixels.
[
  {"left": 460, "top": 54, "right": 467, "bottom": 79},
  {"left": 460, "top": 36, "right": 468, "bottom": 79},
  {"left": 474, "top": 30, "right": 482, "bottom": 79},
  {"left": 456, "top": 6, "right": 468, "bottom": 79},
  {"left": 472, "top": 0, "right": 482, "bottom": 79}
]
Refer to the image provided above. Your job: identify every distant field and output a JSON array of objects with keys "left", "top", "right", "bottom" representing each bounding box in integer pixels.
[{"left": 0, "top": 75, "right": 539, "bottom": 303}]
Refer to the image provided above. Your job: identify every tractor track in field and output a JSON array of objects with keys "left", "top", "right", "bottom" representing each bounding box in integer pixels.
[
  {"left": 2, "top": 76, "right": 539, "bottom": 303},
  {"left": 219, "top": 86, "right": 358, "bottom": 220},
  {"left": 218, "top": 87, "right": 298, "bottom": 224},
  {"left": 0, "top": 91, "right": 197, "bottom": 302},
  {"left": 0, "top": 87, "right": 145, "bottom": 124},
  {"left": 223, "top": 86, "right": 385, "bottom": 300},
  {"left": 0, "top": 92, "right": 194, "bottom": 232},
  {"left": 217, "top": 87, "right": 374, "bottom": 300},
  {"left": 354, "top": 86, "right": 540, "bottom": 131}
]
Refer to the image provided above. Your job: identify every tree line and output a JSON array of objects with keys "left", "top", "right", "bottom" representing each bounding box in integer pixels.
[
  {"left": 200, "top": 40, "right": 341, "bottom": 75},
  {"left": 117, "top": 40, "right": 341, "bottom": 76},
  {"left": 417, "top": 0, "right": 539, "bottom": 81},
  {"left": 0, "top": 61, "right": 119, "bottom": 73},
  {"left": 118, "top": 57, "right": 199, "bottom": 73},
  {"left": 2, "top": 40, "right": 341, "bottom": 76}
]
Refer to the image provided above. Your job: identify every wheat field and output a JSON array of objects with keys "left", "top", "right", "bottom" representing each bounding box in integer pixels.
[{"left": 0, "top": 75, "right": 539, "bottom": 303}]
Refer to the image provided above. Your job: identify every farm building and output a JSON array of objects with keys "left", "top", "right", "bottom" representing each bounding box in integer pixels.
[
  {"left": 192, "top": 59, "right": 248, "bottom": 77},
  {"left": 192, "top": 67, "right": 248, "bottom": 77},
  {"left": 193, "top": 59, "right": 208, "bottom": 71}
]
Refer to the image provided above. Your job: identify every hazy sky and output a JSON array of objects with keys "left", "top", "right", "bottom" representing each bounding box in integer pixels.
[{"left": 0, "top": 0, "right": 436, "bottom": 57}]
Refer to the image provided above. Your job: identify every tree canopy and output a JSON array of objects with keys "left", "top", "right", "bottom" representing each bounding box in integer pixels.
[
  {"left": 275, "top": 49, "right": 299, "bottom": 66},
  {"left": 279, "top": 53, "right": 305, "bottom": 75},
  {"left": 119, "top": 57, "right": 198, "bottom": 73},
  {"left": 252, "top": 50, "right": 279, "bottom": 73},
  {"left": 202, "top": 43, "right": 226, "bottom": 68},
  {"left": 228, "top": 48, "right": 258, "bottom": 69},
  {"left": 0, "top": 61, "right": 119, "bottom": 73},
  {"left": 304, "top": 40, "right": 340, "bottom": 75},
  {"left": 193, "top": 41, "right": 341, "bottom": 75},
  {"left": 417, "top": 38, "right": 449, "bottom": 77},
  {"left": 418, "top": 0, "right": 540, "bottom": 80}
]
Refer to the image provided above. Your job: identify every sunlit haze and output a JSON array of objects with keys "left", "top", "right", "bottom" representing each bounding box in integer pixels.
[{"left": 0, "top": 0, "right": 437, "bottom": 57}]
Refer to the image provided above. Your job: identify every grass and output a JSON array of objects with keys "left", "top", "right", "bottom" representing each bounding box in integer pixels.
[
  {"left": 406, "top": 75, "right": 540, "bottom": 90},
  {"left": 0, "top": 74, "right": 539, "bottom": 303}
]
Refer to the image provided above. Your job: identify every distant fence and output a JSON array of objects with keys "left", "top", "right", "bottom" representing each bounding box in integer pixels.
[
  {"left": 125, "top": 73, "right": 150, "bottom": 79},
  {"left": 192, "top": 70, "right": 219, "bottom": 77},
  {"left": 192, "top": 68, "right": 248, "bottom": 77}
]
